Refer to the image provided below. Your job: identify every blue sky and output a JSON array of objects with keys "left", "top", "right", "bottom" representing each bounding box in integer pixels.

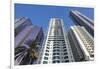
[{"left": 15, "top": 4, "right": 94, "bottom": 33}]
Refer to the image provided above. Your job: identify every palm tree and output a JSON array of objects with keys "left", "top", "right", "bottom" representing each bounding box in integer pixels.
[{"left": 15, "top": 41, "right": 38, "bottom": 65}]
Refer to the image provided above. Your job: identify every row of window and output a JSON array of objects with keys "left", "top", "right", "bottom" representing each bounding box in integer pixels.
[
  {"left": 45, "top": 52, "right": 68, "bottom": 56},
  {"left": 48, "top": 36, "right": 64, "bottom": 37},
  {"left": 45, "top": 46, "right": 67, "bottom": 50},
  {"left": 43, "top": 60, "right": 69, "bottom": 64},
  {"left": 53, "top": 46, "right": 66, "bottom": 49},
  {"left": 45, "top": 49, "right": 67, "bottom": 52},
  {"left": 53, "top": 44, "right": 66, "bottom": 46},
  {"left": 46, "top": 44, "right": 66, "bottom": 46},
  {"left": 47, "top": 41, "right": 65, "bottom": 43},
  {"left": 48, "top": 39, "right": 65, "bottom": 41},
  {"left": 44, "top": 56, "right": 69, "bottom": 60},
  {"left": 45, "top": 49, "right": 68, "bottom": 53},
  {"left": 46, "top": 45, "right": 66, "bottom": 48},
  {"left": 53, "top": 49, "right": 67, "bottom": 52},
  {"left": 48, "top": 37, "right": 64, "bottom": 39}
]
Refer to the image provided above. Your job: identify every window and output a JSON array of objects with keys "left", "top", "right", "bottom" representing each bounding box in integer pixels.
[
  {"left": 53, "top": 56, "right": 60, "bottom": 59},
  {"left": 64, "top": 52, "right": 68, "bottom": 55},
  {"left": 63, "top": 44, "right": 66, "bottom": 46},
  {"left": 47, "top": 44, "right": 50, "bottom": 46},
  {"left": 90, "top": 51, "right": 94, "bottom": 53},
  {"left": 53, "top": 44, "right": 59, "bottom": 46},
  {"left": 56, "top": 53, "right": 60, "bottom": 55},
  {"left": 90, "top": 54, "right": 94, "bottom": 57},
  {"left": 46, "top": 47, "right": 49, "bottom": 49},
  {"left": 53, "top": 53, "right": 60, "bottom": 55},
  {"left": 47, "top": 42, "right": 50, "bottom": 44},
  {"left": 45, "top": 53, "right": 49, "bottom": 56},
  {"left": 43, "top": 61, "right": 48, "bottom": 64},
  {"left": 53, "top": 47, "right": 60, "bottom": 49},
  {"left": 53, "top": 49, "right": 60, "bottom": 52},
  {"left": 44, "top": 57, "right": 48, "bottom": 60},
  {"left": 53, "top": 60, "right": 60, "bottom": 63},
  {"left": 64, "top": 56, "right": 68, "bottom": 59},
  {"left": 46, "top": 50, "right": 49, "bottom": 52},
  {"left": 64, "top": 60, "right": 69, "bottom": 62},
  {"left": 63, "top": 49, "right": 67, "bottom": 52},
  {"left": 63, "top": 47, "right": 66, "bottom": 49}
]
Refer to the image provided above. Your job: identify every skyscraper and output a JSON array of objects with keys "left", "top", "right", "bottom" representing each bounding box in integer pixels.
[
  {"left": 68, "top": 26, "right": 94, "bottom": 61},
  {"left": 15, "top": 17, "right": 32, "bottom": 36},
  {"left": 40, "top": 18, "right": 74, "bottom": 64},
  {"left": 70, "top": 10, "right": 94, "bottom": 37},
  {"left": 14, "top": 17, "right": 44, "bottom": 65}
]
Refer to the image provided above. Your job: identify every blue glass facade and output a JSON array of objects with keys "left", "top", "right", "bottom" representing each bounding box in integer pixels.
[
  {"left": 15, "top": 17, "right": 32, "bottom": 36},
  {"left": 14, "top": 17, "right": 44, "bottom": 65}
]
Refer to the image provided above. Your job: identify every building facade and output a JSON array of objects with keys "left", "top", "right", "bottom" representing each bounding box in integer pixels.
[
  {"left": 68, "top": 26, "right": 94, "bottom": 61},
  {"left": 70, "top": 10, "right": 94, "bottom": 37},
  {"left": 40, "top": 18, "right": 74, "bottom": 64},
  {"left": 15, "top": 17, "right": 32, "bottom": 36},
  {"left": 14, "top": 17, "right": 44, "bottom": 65}
]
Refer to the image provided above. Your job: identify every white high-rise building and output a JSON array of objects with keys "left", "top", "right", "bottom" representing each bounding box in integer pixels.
[
  {"left": 40, "top": 18, "right": 74, "bottom": 64},
  {"left": 68, "top": 26, "right": 94, "bottom": 61}
]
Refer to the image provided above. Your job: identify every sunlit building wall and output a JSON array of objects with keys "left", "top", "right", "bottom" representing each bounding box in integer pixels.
[{"left": 40, "top": 18, "right": 74, "bottom": 64}]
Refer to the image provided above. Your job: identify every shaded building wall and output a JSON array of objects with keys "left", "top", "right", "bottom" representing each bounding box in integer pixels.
[
  {"left": 70, "top": 10, "right": 94, "bottom": 37},
  {"left": 68, "top": 29, "right": 85, "bottom": 61},
  {"left": 14, "top": 17, "right": 44, "bottom": 65}
]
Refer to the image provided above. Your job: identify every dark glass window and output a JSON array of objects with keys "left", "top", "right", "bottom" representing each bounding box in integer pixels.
[
  {"left": 63, "top": 49, "right": 67, "bottom": 52},
  {"left": 63, "top": 47, "right": 66, "bottom": 49},
  {"left": 64, "top": 52, "right": 68, "bottom": 55},
  {"left": 47, "top": 44, "right": 50, "bottom": 46},
  {"left": 53, "top": 56, "right": 60, "bottom": 59},
  {"left": 46, "top": 47, "right": 49, "bottom": 49},
  {"left": 53, "top": 47, "right": 60, "bottom": 49},
  {"left": 64, "top": 60, "right": 69, "bottom": 62},
  {"left": 53, "top": 53, "right": 60, "bottom": 55},
  {"left": 43, "top": 61, "right": 48, "bottom": 64},
  {"left": 64, "top": 56, "right": 68, "bottom": 59},
  {"left": 46, "top": 50, "right": 49, "bottom": 52},
  {"left": 44, "top": 57, "right": 48, "bottom": 60},
  {"left": 63, "top": 44, "right": 66, "bottom": 45},
  {"left": 53, "top": 60, "right": 60, "bottom": 63},
  {"left": 53, "top": 49, "right": 60, "bottom": 52},
  {"left": 45, "top": 53, "right": 49, "bottom": 56}
]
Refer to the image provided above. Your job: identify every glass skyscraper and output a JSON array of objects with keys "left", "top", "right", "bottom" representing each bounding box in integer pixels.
[
  {"left": 15, "top": 17, "right": 32, "bottom": 36},
  {"left": 14, "top": 17, "right": 44, "bottom": 65}
]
